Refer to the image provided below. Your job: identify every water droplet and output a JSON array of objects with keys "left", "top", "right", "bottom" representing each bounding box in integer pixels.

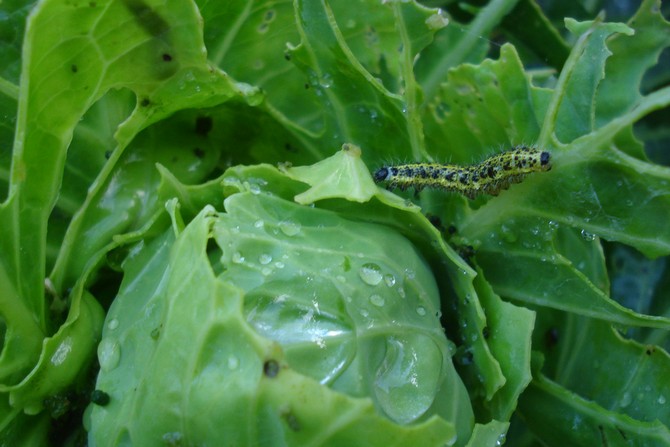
[
  {"left": 360, "top": 309, "right": 370, "bottom": 318},
  {"left": 248, "top": 183, "right": 261, "bottom": 195},
  {"left": 398, "top": 287, "right": 406, "bottom": 298},
  {"left": 496, "top": 432, "right": 507, "bottom": 446},
  {"left": 500, "top": 224, "right": 517, "bottom": 243},
  {"left": 261, "top": 267, "right": 272, "bottom": 276},
  {"left": 98, "top": 338, "right": 121, "bottom": 372},
  {"left": 425, "top": 11, "right": 449, "bottom": 30},
  {"left": 228, "top": 356, "right": 239, "bottom": 370},
  {"left": 318, "top": 74, "right": 333, "bottom": 88},
  {"left": 620, "top": 391, "right": 632, "bottom": 408},
  {"left": 162, "top": 432, "right": 183, "bottom": 444},
  {"left": 580, "top": 229, "right": 596, "bottom": 242},
  {"left": 107, "top": 318, "right": 119, "bottom": 331},
  {"left": 369, "top": 294, "right": 385, "bottom": 307},
  {"left": 232, "top": 252, "right": 245, "bottom": 264},
  {"left": 659, "top": 395, "right": 666, "bottom": 405},
  {"left": 416, "top": 306, "right": 426, "bottom": 316},
  {"left": 274, "top": 261, "right": 285, "bottom": 269},
  {"left": 259, "top": 254, "right": 272, "bottom": 265},
  {"left": 404, "top": 269, "right": 416, "bottom": 280},
  {"left": 254, "top": 219, "right": 264, "bottom": 228},
  {"left": 274, "top": 294, "right": 288, "bottom": 303},
  {"left": 384, "top": 274, "right": 396, "bottom": 287},
  {"left": 279, "top": 220, "right": 301, "bottom": 236},
  {"left": 359, "top": 263, "right": 383, "bottom": 286}
]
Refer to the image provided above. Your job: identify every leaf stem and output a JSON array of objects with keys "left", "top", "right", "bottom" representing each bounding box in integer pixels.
[
  {"left": 420, "top": 0, "right": 518, "bottom": 100},
  {"left": 392, "top": 3, "right": 426, "bottom": 161},
  {"left": 0, "top": 76, "right": 19, "bottom": 101}
]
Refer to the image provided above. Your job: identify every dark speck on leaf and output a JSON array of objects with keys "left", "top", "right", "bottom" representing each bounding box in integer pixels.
[
  {"left": 263, "top": 359, "right": 280, "bottom": 378},
  {"left": 162, "top": 53, "right": 172, "bottom": 62},
  {"left": 545, "top": 327, "right": 559, "bottom": 348},
  {"left": 282, "top": 411, "right": 301, "bottom": 431},
  {"left": 193, "top": 147, "right": 205, "bottom": 159},
  {"left": 91, "top": 390, "right": 110, "bottom": 406},
  {"left": 195, "top": 116, "right": 213, "bottom": 136},
  {"left": 71, "top": 64, "right": 78, "bottom": 73},
  {"left": 140, "top": 98, "right": 151, "bottom": 107}
]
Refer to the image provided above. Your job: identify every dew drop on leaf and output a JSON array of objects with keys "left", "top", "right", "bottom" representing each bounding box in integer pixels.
[
  {"left": 359, "top": 263, "right": 383, "bottom": 285},
  {"left": 227, "top": 356, "right": 239, "bottom": 370},
  {"left": 98, "top": 338, "right": 121, "bottom": 372},
  {"left": 107, "top": 318, "right": 119, "bottom": 331},
  {"left": 580, "top": 229, "right": 596, "bottom": 241},
  {"left": 369, "top": 294, "right": 385, "bottom": 307},
  {"left": 278, "top": 220, "right": 301, "bottom": 236}
]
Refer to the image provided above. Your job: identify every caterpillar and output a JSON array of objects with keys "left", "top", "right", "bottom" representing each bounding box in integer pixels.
[{"left": 373, "top": 145, "right": 551, "bottom": 200}]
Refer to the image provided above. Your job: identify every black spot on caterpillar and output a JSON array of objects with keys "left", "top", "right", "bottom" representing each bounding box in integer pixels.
[{"left": 373, "top": 145, "right": 551, "bottom": 200}]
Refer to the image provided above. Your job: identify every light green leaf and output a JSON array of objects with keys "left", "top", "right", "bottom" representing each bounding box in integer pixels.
[
  {"left": 0, "top": 0, "right": 256, "bottom": 385},
  {"left": 464, "top": 420, "right": 509, "bottom": 447},
  {"left": 90, "top": 206, "right": 459, "bottom": 446},
  {"left": 283, "top": 144, "right": 378, "bottom": 204},
  {"left": 474, "top": 268, "right": 534, "bottom": 421}
]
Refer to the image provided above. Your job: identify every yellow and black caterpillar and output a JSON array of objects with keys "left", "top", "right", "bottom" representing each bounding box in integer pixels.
[{"left": 373, "top": 145, "right": 551, "bottom": 199}]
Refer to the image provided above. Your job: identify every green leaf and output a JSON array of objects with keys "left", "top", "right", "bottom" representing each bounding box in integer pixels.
[
  {"left": 539, "top": 317, "right": 670, "bottom": 428},
  {"left": 519, "top": 373, "right": 670, "bottom": 446},
  {"left": 0, "top": 397, "right": 50, "bottom": 447},
  {"left": 473, "top": 267, "right": 534, "bottom": 421},
  {"left": 213, "top": 184, "right": 461, "bottom": 427},
  {"left": 7, "top": 288, "right": 104, "bottom": 414},
  {"left": 468, "top": 218, "right": 670, "bottom": 328},
  {"left": 0, "top": 0, "right": 256, "bottom": 385},
  {"left": 90, "top": 206, "right": 458, "bottom": 446},
  {"left": 0, "top": 0, "right": 34, "bottom": 200},
  {"left": 464, "top": 420, "right": 509, "bottom": 447},
  {"left": 422, "top": 44, "right": 545, "bottom": 163},
  {"left": 595, "top": 0, "right": 670, "bottom": 130},
  {"left": 552, "top": 18, "right": 633, "bottom": 143},
  {"left": 48, "top": 106, "right": 243, "bottom": 294},
  {"left": 282, "top": 144, "right": 378, "bottom": 204},
  {"left": 499, "top": 0, "right": 570, "bottom": 71},
  {"left": 415, "top": 0, "right": 519, "bottom": 100}
]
